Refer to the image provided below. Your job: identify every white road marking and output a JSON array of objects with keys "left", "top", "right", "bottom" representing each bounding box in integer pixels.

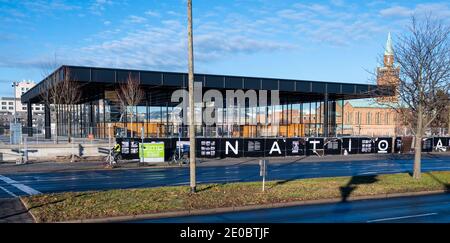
[
  {"left": 0, "top": 186, "right": 17, "bottom": 197},
  {"left": 358, "top": 172, "right": 377, "bottom": 175},
  {"left": 367, "top": 213, "right": 437, "bottom": 223},
  {"left": 0, "top": 175, "right": 41, "bottom": 196}
]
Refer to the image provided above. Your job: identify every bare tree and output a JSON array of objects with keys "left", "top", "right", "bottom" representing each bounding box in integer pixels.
[
  {"left": 39, "top": 55, "right": 62, "bottom": 143},
  {"left": 116, "top": 73, "right": 144, "bottom": 137},
  {"left": 380, "top": 15, "right": 450, "bottom": 179},
  {"left": 39, "top": 69, "right": 65, "bottom": 144},
  {"left": 60, "top": 67, "right": 81, "bottom": 143}
]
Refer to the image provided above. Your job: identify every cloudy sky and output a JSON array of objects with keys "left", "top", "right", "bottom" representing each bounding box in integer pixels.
[{"left": 0, "top": 0, "right": 449, "bottom": 96}]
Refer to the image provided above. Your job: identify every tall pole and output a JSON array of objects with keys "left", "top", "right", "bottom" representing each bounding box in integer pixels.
[
  {"left": 12, "top": 82, "right": 17, "bottom": 125},
  {"left": 187, "top": 0, "right": 196, "bottom": 193}
]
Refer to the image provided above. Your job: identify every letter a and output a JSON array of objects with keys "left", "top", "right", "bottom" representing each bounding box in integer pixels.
[{"left": 269, "top": 142, "right": 282, "bottom": 154}]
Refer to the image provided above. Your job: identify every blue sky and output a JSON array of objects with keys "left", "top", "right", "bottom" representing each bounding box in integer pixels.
[{"left": 0, "top": 0, "right": 449, "bottom": 97}]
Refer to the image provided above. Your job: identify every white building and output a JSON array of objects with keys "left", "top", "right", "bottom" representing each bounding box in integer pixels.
[{"left": 0, "top": 80, "right": 44, "bottom": 113}]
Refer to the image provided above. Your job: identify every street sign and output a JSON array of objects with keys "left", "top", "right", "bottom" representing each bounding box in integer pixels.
[
  {"left": 139, "top": 142, "right": 165, "bottom": 163},
  {"left": 259, "top": 159, "right": 268, "bottom": 176},
  {"left": 10, "top": 123, "right": 22, "bottom": 145},
  {"left": 259, "top": 159, "right": 268, "bottom": 192}
]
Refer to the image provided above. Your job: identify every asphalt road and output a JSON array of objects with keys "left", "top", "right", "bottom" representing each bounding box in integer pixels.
[
  {"left": 132, "top": 193, "right": 450, "bottom": 223},
  {"left": 1, "top": 155, "right": 450, "bottom": 199}
]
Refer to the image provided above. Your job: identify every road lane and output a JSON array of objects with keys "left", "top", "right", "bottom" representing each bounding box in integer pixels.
[
  {"left": 132, "top": 193, "right": 450, "bottom": 223},
  {"left": 0, "top": 155, "right": 449, "bottom": 198}
]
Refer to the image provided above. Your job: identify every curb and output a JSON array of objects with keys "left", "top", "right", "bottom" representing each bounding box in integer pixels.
[
  {"left": 59, "top": 189, "right": 447, "bottom": 223},
  {"left": 19, "top": 196, "right": 38, "bottom": 223}
]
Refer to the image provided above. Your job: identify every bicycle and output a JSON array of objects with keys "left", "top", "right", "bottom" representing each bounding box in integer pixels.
[
  {"left": 169, "top": 145, "right": 189, "bottom": 166},
  {"left": 104, "top": 150, "right": 122, "bottom": 168}
]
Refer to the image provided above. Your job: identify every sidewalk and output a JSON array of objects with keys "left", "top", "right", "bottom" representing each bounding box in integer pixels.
[
  {"left": 0, "top": 198, "right": 34, "bottom": 223},
  {"left": 1, "top": 152, "right": 449, "bottom": 175}
]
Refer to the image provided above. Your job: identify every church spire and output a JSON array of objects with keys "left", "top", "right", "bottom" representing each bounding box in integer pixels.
[{"left": 384, "top": 32, "right": 394, "bottom": 56}]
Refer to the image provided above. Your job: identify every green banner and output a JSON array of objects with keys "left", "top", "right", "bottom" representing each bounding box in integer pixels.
[{"left": 139, "top": 142, "right": 165, "bottom": 162}]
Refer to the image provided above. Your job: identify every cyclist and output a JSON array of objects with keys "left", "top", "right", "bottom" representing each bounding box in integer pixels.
[{"left": 111, "top": 142, "right": 121, "bottom": 164}]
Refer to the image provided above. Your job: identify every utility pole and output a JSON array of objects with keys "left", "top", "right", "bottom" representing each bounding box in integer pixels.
[
  {"left": 187, "top": 0, "right": 196, "bottom": 193},
  {"left": 12, "top": 82, "right": 17, "bottom": 125}
]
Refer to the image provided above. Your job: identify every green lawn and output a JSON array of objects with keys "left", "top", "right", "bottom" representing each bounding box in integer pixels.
[{"left": 22, "top": 171, "right": 450, "bottom": 222}]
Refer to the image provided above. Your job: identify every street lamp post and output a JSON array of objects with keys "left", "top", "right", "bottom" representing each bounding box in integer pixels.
[
  {"left": 187, "top": 0, "right": 196, "bottom": 193},
  {"left": 11, "top": 82, "right": 18, "bottom": 125}
]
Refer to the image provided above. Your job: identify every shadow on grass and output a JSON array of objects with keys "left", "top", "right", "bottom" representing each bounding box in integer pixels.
[
  {"left": 425, "top": 172, "right": 450, "bottom": 192},
  {"left": 0, "top": 192, "right": 94, "bottom": 221},
  {"left": 339, "top": 175, "right": 379, "bottom": 202},
  {"left": 196, "top": 184, "right": 221, "bottom": 193}
]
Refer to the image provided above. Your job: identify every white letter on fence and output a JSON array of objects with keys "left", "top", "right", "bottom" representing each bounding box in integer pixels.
[{"left": 225, "top": 141, "right": 238, "bottom": 155}]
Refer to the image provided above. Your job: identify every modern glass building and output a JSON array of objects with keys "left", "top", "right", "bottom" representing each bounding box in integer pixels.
[{"left": 21, "top": 65, "right": 393, "bottom": 140}]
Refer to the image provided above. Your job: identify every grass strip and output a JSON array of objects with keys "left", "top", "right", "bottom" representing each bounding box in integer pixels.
[{"left": 22, "top": 171, "right": 450, "bottom": 222}]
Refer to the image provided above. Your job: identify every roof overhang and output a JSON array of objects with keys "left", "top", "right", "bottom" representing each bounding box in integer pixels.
[{"left": 22, "top": 65, "right": 395, "bottom": 106}]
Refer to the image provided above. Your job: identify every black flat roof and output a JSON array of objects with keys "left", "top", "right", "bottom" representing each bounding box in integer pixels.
[{"left": 22, "top": 65, "right": 393, "bottom": 105}]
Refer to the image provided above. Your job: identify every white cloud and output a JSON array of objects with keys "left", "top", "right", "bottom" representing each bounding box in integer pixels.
[
  {"left": 379, "top": 6, "right": 412, "bottom": 17},
  {"left": 69, "top": 17, "right": 295, "bottom": 71},
  {"left": 145, "top": 10, "right": 160, "bottom": 17},
  {"left": 379, "top": 3, "right": 450, "bottom": 19},
  {"left": 126, "top": 15, "right": 147, "bottom": 24},
  {"left": 89, "top": 0, "right": 113, "bottom": 15}
]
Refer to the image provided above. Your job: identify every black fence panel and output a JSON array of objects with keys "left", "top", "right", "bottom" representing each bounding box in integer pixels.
[
  {"left": 220, "top": 138, "right": 244, "bottom": 158},
  {"left": 115, "top": 136, "right": 450, "bottom": 161},
  {"left": 264, "top": 138, "right": 287, "bottom": 157},
  {"left": 374, "top": 137, "right": 392, "bottom": 154},
  {"left": 422, "top": 138, "right": 433, "bottom": 152},
  {"left": 394, "top": 137, "right": 402, "bottom": 153},
  {"left": 197, "top": 138, "right": 220, "bottom": 158},
  {"left": 324, "top": 138, "right": 342, "bottom": 155},
  {"left": 342, "top": 137, "right": 360, "bottom": 154},
  {"left": 433, "top": 137, "right": 449, "bottom": 151},
  {"left": 359, "top": 137, "right": 375, "bottom": 154},
  {"left": 243, "top": 138, "right": 266, "bottom": 157},
  {"left": 286, "top": 138, "right": 307, "bottom": 156},
  {"left": 305, "top": 138, "right": 324, "bottom": 156}
]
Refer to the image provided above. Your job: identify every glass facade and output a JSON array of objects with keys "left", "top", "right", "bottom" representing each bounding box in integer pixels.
[{"left": 51, "top": 91, "right": 345, "bottom": 139}]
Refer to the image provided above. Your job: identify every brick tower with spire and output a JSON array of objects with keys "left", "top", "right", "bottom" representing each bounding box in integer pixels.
[{"left": 377, "top": 32, "right": 400, "bottom": 103}]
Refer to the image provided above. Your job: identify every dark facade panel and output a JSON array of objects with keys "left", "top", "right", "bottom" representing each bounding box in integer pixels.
[
  {"left": 356, "top": 85, "right": 369, "bottom": 94},
  {"left": 163, "top": 73, "right": 184, "bottom": 86},
  {"left": 140, "top": 71, "right": 162, "bottom": 85},
  {"left": 225, "top": 77, "right": 243, "bottom": 89},
  {"left": 341, "top": 84, "right": 354, "bottom": 94},
  {"left": 262, "top": 78, "right": 278, "bottom": 90},
  {"left": 312, "top": 82, "right": 326, "bottom": 93},
  {"left": 279, "top": 80, "right": 295, "bottom": 91},
  {"left": 296, "top": 81, "right": 311, "bottom": 92},
  {"left": 244, "top": 78, "right": 260, "bottom": 90},
  {"left": 194, "top": 74, "right": 204, "bottom": 87},
  {"left": 205, "top": 75, "right": 224, "bottom": 88},
  {"left": 327, "top": 83, "right": 340, "bottom": 94},
  {"left": 70, "top": 67, "right": 90, "bottom": 82},
  {"left": 91, "top": 69, "right": 115, "bottom": 83}
]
